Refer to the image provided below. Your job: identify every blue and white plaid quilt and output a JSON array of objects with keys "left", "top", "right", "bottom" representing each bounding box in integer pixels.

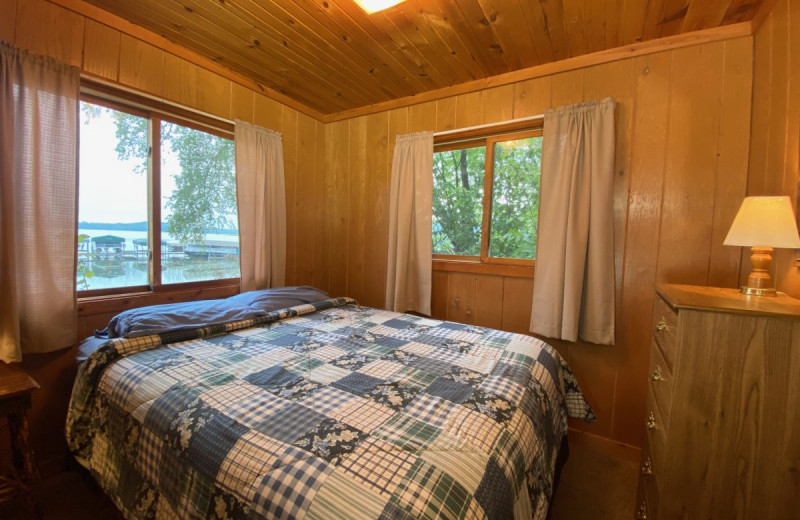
[{"left": 67, "top": 298, "right": 594, "bottom": 520}]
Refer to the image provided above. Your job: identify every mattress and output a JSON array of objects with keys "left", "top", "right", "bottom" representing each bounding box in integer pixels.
[{"left": 66, "top": 297, "right": 594, "bottom": 520}]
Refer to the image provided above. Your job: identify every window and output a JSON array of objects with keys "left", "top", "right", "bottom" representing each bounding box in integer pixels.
[
  {"left": 432, "top": 126, "right": 542, "bottom": 265},
  {"left": 78, "top": 96, "right": 239, "bottom": 294}
]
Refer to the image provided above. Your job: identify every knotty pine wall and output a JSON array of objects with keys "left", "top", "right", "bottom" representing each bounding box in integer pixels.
[
  {"left": 315, "top": 38, "right": 754, "bottom": 448},
  {"left": 1, "top": 0, "right": 323, "bottom": 471},
  {"left": 749, "top": 0, "right": 800, "bottom": 298}
]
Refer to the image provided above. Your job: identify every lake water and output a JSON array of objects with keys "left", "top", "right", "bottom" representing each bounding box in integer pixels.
[{"left": 77, "top": 228, "right": 240, "bottom": 290}]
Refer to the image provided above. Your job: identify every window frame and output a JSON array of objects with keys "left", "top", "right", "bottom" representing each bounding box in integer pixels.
[
  {"left": 77, "top": 87, "right": 239, "bottom": 298},
  {"left": 432, "top": 120, "right": 543, "bottom": 272}
]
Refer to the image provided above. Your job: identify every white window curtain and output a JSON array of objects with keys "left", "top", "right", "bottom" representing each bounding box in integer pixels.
[
  {"left": 234, "top": 120, "right": 286, "bottom": 292},
  {"left": 385, "top": 131, "right": 434, "bottom": 315},
  {"left": 0, "top": 43, "right": 80, "bottom": 363},
  {"left": 530, "top": 98, "right": 616, "bottom": 345}
]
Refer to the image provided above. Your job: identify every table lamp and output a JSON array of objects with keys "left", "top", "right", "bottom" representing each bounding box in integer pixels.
[{"left": 724, "top": 196, "right": 800, "bottom": 296}]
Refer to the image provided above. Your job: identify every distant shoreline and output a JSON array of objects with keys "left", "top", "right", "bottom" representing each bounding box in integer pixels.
[{"left": 78, "top": 221, "right": 237, "bottom": 235}]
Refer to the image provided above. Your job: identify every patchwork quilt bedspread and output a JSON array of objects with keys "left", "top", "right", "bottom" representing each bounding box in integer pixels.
[{"left": 67, "top": 298, "right": 594, "bottom": 520}]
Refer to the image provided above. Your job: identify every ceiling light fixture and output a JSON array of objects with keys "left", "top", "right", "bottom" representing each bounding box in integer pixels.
[{"left": 353, "top": 0, "right": 405, "bottom": 14}]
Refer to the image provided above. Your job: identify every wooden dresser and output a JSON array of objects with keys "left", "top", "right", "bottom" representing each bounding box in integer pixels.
[{"left": 635, "top": 284, "right": 800, "bottom": 520}]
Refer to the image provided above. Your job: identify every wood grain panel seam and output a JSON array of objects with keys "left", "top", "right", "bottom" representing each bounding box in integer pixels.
[{"left": 323, "top": 22, "right": 753, "bottom": 122}]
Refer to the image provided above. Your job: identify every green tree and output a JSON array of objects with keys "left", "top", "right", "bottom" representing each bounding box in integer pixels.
[
  {"left": 432, "top": 136, "right": 541, "bottom": 259},
  {"left": 84, "top": 104, "right": 236, "bottom": 246}
]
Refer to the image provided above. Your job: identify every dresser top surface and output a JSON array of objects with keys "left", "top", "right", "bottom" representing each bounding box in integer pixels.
[{"left": 657, "top": 284, "right": 800, "bottom": 319}]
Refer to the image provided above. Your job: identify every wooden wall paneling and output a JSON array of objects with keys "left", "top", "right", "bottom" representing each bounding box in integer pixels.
[
  {"left": 283, "top": 108, "right": 299, "bottom": 286},
  {"left": 327, "top": 119, "right": 350, "bottom": 298},
  {"left": 582, "top": 58, "right": 636, "bottom": 442},
  {"left": 431, "top": 271, "right": 449, "bottom": 320},
  {"left": 0, "top": 0, "right": 17, "bottom": 44},
  {"left": 455, "top": 90, "right": 485, "bottom": 128},
  {"left": 118, "top": 34, "right": 165, "bottom": 97},
  {"left": 253, "top": 94, "right": 284, "bottom": 132},
  {"left": 230, "top": 82, "right": 255, "bottom": 123},
  {"left": 782, "top": 0, "right": 800, "bottom": 202},
  {"left": 313, "top": 119, "right": 331, "bottom": 293},
  {"left": 15, "top": 0, "right": 84, "bottom": 66},
  {"left": 293, "top": 113, "right": 320, "bottom": 287},
  {"left": 512, "top": 76, "right": 552, "bottom": 118},
  {"left": 362, "top": 111, "right": 390, "bottom": 308},
  {"left": 162, "top": 54, "right": 231, "bottom": 120},
  {"left": 707, "top": 37, "right": 752, "bottom": 288},
  {"left": 747, "top": 14, "right": 773, "bottom": 196},
  {"left": 500, "top": 277, "right": 533, "bottom": 334},
  {"left": 657, "top": 42, "right": 725, "bottom": 286},
  {"left": 564, "top": 341, "right": 616, "bottom": 438},
  {"left": 347, "top": 116, "right": 368, "bottom": 301},
  {"left": 408, "top": 101, "right": 437, "bottom": 133},
  {"left": 82, "top": 20, "right": 120, "bottom": 81},
  {"left": 435, "top": 97, "right": 457, "bottom": 132},
  {"left": 447, "top": 272, "right": 477, "bottom": 325},
  {"left": 474, "top": 275, "right": 503, "bottom": 329},
  {"left": 612, "top": 51, "right": 672, "bottom": 446},
  {"left": 764, "top": 0, "right": 790, "bottom": 195},
  {"left": 550, "top": 68, "right": 585, "bottom": 108},
  {"left": 483, "top": 84, "right": 514, "bottom": 123}
]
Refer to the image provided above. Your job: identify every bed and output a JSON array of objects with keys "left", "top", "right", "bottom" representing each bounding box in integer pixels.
[{"left": 66, "top": 290, "right": 594, "bottom": 520}]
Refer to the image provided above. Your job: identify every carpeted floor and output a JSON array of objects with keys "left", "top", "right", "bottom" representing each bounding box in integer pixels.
[{"left": 0, "top": 431, "right": 638, "bottom": 519}]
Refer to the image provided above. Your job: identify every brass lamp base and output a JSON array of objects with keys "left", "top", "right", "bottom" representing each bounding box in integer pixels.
[
  {"left": 740, "top": 286, "right": 778, "bottom": 297},
  {"left": 742, "top": 246, "right": 778, "bottom": 297}
]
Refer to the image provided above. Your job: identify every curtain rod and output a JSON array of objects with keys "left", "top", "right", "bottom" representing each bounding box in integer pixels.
[{"left": 433, "top": 114, "right": 543, "bottom": 137}]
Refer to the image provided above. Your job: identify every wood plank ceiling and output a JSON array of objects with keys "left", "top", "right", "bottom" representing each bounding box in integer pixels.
[{"left": 81, "top": 0, "right": 765, "bottom": 116}]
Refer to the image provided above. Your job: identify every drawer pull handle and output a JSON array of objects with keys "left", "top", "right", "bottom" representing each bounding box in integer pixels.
[
  {"left": 646, "top": 412, "right": 657, "bottom": 431},
  {"left": 636, "top": 503, "right": 648, "bottom": 520},
  {"left": 650, "top": 365, "right": 663, "bottom": 382},
  {"left": 641, "top": 458, "right": 653, "bottom": 476},
  {"left": 655, "top": 318, "right": 667, "bottom": 332}
]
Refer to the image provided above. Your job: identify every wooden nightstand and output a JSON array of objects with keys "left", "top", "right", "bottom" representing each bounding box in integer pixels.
[
  {"left": 0, "top": 366, "right": 40, "bottom": 510},
  {"left": 635, "top": 284, "right": 800, "bottom": 519}
]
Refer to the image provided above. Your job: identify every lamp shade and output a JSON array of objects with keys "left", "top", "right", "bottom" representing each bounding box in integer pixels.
[{"left": 723, "top": 196, "right": 800, "bottom": 248}]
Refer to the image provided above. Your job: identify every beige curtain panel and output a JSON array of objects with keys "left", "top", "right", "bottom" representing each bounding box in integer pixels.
[
  {"left": 234, "top": 120, "right": 286, "bottom": 292},
  {"left": 385, "top": 132, "right": 434, "bottom": 315},
  {"left": 530, "top": 98, "right": 617, "bottom": 345},
  {"left": 0, "top": 43, "right": 80, "bottom": 363}
]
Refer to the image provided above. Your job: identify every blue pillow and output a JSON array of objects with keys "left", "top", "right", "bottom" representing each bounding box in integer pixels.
[
  {"left": 227, "top": 286, "right": 329, "bottom": 311},
  {"left": 103, "top": 299, "right": 266, "bottom": 339}
]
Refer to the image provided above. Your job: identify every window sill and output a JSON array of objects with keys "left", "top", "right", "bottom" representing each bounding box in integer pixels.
[
  {"left": 78, "top": 280, "right": 240, "bottom": 316},
  {"left": 432, "top": 259, "right": 534, "bottom": 278}
]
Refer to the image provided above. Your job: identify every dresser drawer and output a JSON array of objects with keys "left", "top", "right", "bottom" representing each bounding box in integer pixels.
[
  {"left": 645, "top": 384, "right": 668, "bottom": 469},
  {"left": 640, "top": 435, "right": 660, "bottom": 520},
  {"left": 648, "top": 338, "right": 673, "bottom": 422},
  {"left": 651, "top": 295, "right": 678, "bottom": 371}
]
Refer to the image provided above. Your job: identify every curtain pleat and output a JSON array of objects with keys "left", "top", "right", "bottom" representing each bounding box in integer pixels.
[
  {"left": 0, "top": 42, "right": 80, "bottom": 363},
  {"left": 234, "top": 120, "right": 286, "bottom": 292},
  {"left": 530, "top": 98, "right": 616, "bottom": 345},
  {"left": 385, "top": 132, "right": 434, "bottom": 315}
]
